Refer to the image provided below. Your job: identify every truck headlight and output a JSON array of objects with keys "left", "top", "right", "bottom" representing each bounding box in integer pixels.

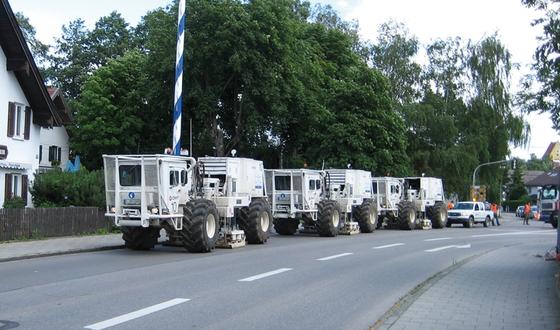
[
  {"left": 150, "top": 207, "right": 159, "bottom": 214},
  {"left": 110, "top": 206, "right": 116, "bottom": 213}
]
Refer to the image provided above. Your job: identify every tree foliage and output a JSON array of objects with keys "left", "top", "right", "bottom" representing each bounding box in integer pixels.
[{"left": 520, "top": 0, "right": 560, "bottom": 130}]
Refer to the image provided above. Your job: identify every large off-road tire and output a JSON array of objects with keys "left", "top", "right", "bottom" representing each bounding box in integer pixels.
[
  {"left": 317, "top": 200, "right": 342, "bottom": 237},
  {"left": 238, "top": 198, "right": 272, "bottom": 244},
  {"left": 181, "top": 199, "right": 219, "bottom": 253},
  {"left": 273, "top": 218, "right": 299, "bottom": 235},
  {"left": 430, "top": 202, "right": 447, "bottom": 229},
  {"left": 122, "top": 227, "right": 160, "bottom": 250},
  {"left": 398, "top": 201, "right": 417, "bottom": 230},
  {"left": 357, "top": 199, "right": 378, "bottom": 233}
]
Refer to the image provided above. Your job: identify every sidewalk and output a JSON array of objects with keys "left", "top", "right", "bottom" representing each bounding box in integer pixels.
[
  {"left": 377, "top": 241, "right": 560, "bottom": 330},
  {"left": 0, "top": 234, "right": 124, "bottom": 262}
]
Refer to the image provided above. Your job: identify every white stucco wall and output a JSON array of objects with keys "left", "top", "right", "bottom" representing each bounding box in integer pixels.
[
  {"left": 0, "top": 46, "right": 41, "bottom": 207},
  {"left": 39, "top": 126, "right": 70, "bottom": 169}
]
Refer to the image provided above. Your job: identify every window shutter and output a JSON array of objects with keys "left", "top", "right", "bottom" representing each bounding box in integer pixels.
[
  {"left": 24, "top": 106, "right": 31, "bottom": 140},
  {"left": 58, "top": 147, "right": 61, "bottom": 162},
  {"left": 7, "top": 102, "right": 14, "bottom": 137},
  {"left": 21, "top": 175, "right": 28, "bottom": 205},
  {"left": 4, "top": 173, "right": 12, "bottom": 201},
  {"left": 39, "top": 145, "right": 42, "bottom": 162}
]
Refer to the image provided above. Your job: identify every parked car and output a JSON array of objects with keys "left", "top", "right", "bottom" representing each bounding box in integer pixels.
[
  {"left": 515, "top": 205, "right": 524, "bottom": 217},
  {"left": 447, "top": 201, "right": 494, "bottom": 228}
]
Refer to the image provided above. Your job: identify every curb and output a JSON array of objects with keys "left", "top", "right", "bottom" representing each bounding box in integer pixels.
[{"left": 0, "top": 245, "right": 124, "bottom": 263}]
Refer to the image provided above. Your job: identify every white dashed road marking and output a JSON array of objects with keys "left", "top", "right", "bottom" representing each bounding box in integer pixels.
[
  {"left": 373, "top": 243, "right": 405, "bottom": 249},
  {"left": 425, "top": 244, "right": 471, "bottom": 252},
  {"left": 84, "top": 298, "right": 189, "bottom": 330},
  {"left": 238, "top": 268, "right": 293, "bottom": 282},
  {"left": 316, "top": 253, "right": 353, "bottom": 261},
  {"left": 424, "top": 237, "right": 452, "bottom": 242}
]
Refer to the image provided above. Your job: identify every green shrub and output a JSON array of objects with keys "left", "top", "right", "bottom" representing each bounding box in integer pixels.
[
  {"left": 30, "top": 169, "right": 105, "bottom": 208},
  {"left": 3, "top": 197, "right": 26, "bottom": 208}
]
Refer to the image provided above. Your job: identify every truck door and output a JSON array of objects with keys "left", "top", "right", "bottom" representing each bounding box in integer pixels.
[
  {"left": 306, "top": 174, "right": 322, "bottom": 209},
  {"left": 160, "top": 162, "right": 183, "bottom": 214}
]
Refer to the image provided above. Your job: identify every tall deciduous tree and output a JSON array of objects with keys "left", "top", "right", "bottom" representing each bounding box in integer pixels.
[
  {"left": 72, "top": 51, "right": 149, "bottom": 169},
  {"left": 520, "top": 0, "right": 560, "bottom": 130}
]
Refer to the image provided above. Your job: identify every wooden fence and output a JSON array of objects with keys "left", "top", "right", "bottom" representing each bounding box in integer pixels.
[{"left": 0, "top": 207, "right": 112, "bottom": 241}]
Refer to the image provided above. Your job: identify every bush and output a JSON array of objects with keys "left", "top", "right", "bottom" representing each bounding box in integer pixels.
[
  {"left": 3, "top": 196, "right": 26, "bottom": 208},
  {"left": 30, "top": 169, "right": 105, "bottom": 208}
]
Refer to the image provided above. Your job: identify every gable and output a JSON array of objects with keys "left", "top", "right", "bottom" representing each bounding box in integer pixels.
[{"left": 0, "top": 0, "right": 58, "bottom": 127}]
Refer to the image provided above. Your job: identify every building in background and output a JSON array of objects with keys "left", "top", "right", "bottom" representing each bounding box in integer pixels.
[{"left": 543, "top": 142, "right": 560, "bottom": 167}]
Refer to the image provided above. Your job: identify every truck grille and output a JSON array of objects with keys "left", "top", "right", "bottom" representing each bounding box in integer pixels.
[{"left": 541, "top": 202, "right": 553, "bottom": 210}]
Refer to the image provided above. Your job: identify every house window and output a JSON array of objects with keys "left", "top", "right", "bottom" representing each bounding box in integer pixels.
[
  {"left": 7, "top": 102, "right": 30, "bottom": 140},
  {"left": 4, "top": 173, "right": 28, "bottom": 204},
  {"left": 48, "top": 146, "right": 62, "bottom": 164}
]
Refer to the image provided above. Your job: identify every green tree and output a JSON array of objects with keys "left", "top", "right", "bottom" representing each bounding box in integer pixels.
[
  {"left": 72, "top": 51, "right": 149, "bottom": 168},
  {"left": 507, "top": 164, "right": 528, "bottom": 200},
  {"left": 371, "top": 20, "right": 423, "bottom": 105},
  {"left": 49, "top": 12, "right": 138, "bottom": 99},
  {"left": 520, "top": 0, "right": 560, "bottom": 130}
]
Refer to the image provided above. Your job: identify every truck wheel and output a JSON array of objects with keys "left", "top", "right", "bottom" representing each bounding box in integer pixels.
[
  {"left": 122, "top": 227, "right": 160, "bottom": 250},
  {"left": 398, "top": 201, "right": 416, "bottom": 230},
  {"left": 238, "top": 198, "right": 271, "bottom": 244},
  {"left": 317, "top": 200, "right": 342, "bottom": 237},
  {"left": 483, "top": 216, "right": 491, "bottom": 227},
  {"left": 357, "top": 199, "right": 378, "bottom": 233},
  {"left": 181, "top": 199, "right": 219, "bottom": 253},
  {"left": 465, "top": 216, "right": 474, "bottom": 228},
  {"left": 431, "top": 202, "right": 447, "bottom": 229},
  {"left": 551, "top": 212, "right": 558, "bottom": 229},
  {"left": 273, "top": 218, "right": 299, "bottom": 235}
]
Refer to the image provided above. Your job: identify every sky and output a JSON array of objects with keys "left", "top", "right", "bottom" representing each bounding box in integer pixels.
[{"left": 8, "top": 0, "right": 560, "bottom": 159}]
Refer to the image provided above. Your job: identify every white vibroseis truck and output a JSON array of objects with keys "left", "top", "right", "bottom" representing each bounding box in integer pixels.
[
  {"left": 396, "top": 177, "right": 447, "bottom": 230},
  {"left": 103, "top": 154, "right": 271, "bottom": 253},
  {"left": 265, "top": 168, "right": 377, "bottom": 236}
]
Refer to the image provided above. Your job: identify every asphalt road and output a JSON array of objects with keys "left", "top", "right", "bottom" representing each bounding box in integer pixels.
[{"left": 0, "top": 214, "right": 556, "bottom": 330}]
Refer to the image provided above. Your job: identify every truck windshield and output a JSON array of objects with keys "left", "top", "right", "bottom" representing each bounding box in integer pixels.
[
  {"left": 274, "top": 176, "right": 291, "bottom": 190},
  {"left": 542, "top": 187, "right": 557, "bottom": 200},
  {"left": 119, "top": 165, "right": 141, "bottom": 186},
  {"left": 455, "top": 202, "right": 474, "bottom": 210}
]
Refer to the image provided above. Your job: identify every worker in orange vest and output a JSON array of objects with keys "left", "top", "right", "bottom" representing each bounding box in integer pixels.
[
  {"left": 523, "top": 203, "right": 531, "bottom": 225},
  {"left": 447, "top": 201, "right": 454, "bottom": 209},
  {"left": 491, "top": 203, "right": 500, "bottom": 226}
]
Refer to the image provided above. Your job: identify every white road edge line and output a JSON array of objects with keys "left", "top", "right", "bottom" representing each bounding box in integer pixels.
[
  {"left": 238, "top": 268, "right": 293, "bottom": 282},
  {"left": 373, "top": 243, "right": 405, "bottom": 249},
  {"left": 425, "top": 244, "right": 471, "bottom": 252},
  {"left": 316, "top": 253, "right": 354, "bottom": 261},
  {"left": 424, "top": 237, "right": 452, "bottom": 242},
  {"left": 84, "top": 298, "right": 189, "bottom": 330}
]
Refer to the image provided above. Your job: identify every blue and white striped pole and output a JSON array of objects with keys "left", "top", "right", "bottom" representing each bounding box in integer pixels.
[{"left": 172, "top": 0, "right": 186, "bottom": 155}]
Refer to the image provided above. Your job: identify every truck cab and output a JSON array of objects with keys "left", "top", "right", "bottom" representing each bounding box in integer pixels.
[{"left": 538, "top": 185, "right": 559, "bottom": 228}]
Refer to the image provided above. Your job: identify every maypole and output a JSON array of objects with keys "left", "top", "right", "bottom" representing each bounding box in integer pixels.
[{"left": 172, "top": 0, "right": 186, "bottom": 155}]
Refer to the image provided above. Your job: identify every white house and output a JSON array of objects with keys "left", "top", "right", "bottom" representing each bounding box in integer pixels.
[{"left": 0, "top": 0, "right": 62, "bottom": 208}]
